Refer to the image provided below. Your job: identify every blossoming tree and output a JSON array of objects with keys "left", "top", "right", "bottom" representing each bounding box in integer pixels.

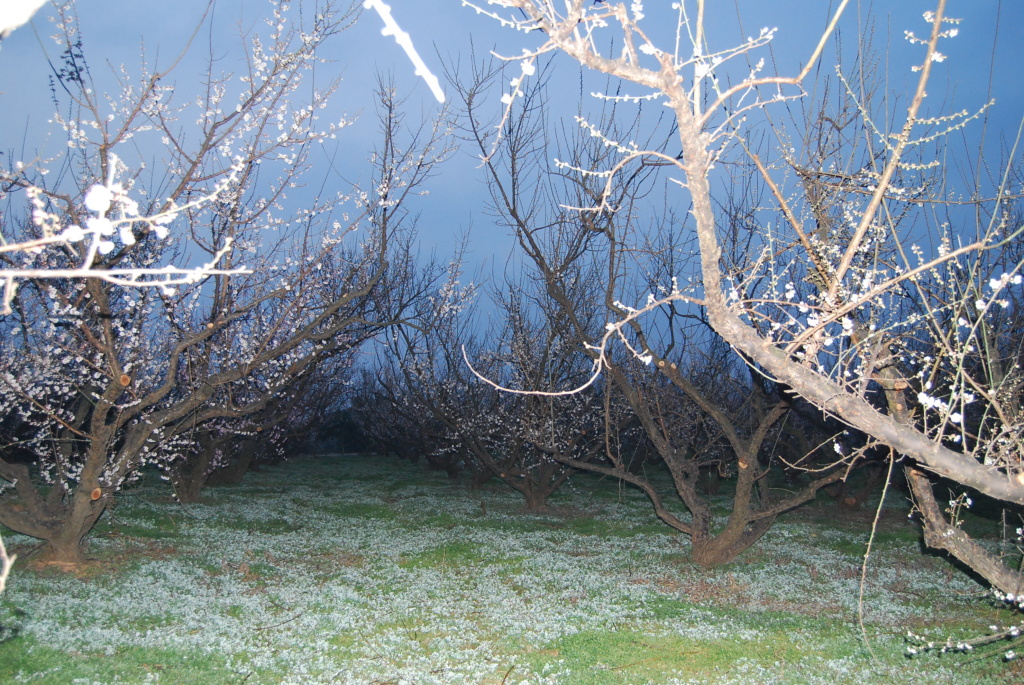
[
  {"left": 0, "top": 0, "right": 451, "bottom": 564},
  {"left": 471, "top": 0, "right": 1024, "bottom": 595},
  {"left": 452, "top": 48, "right": 853, "bottom": 564}
]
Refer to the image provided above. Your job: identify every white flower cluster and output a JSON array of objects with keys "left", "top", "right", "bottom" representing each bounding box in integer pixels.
[
  {"left": 501, "top": 57, "right": 536, "bottom": 105},
  {"left": 916, "top": 391, "right": 962, "bottom": 424},
  {"left": 74, "top": 181, "right": 168, "bottom": 254}
]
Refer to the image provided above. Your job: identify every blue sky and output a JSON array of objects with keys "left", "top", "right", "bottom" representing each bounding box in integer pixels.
[{"left": 1, "top": 1, "right": 1020, "bottom": 269}]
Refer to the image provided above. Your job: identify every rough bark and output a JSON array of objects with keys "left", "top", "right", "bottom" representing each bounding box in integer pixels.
[
  {"left": 906, "top": 466, "right": 1024, "bottom": 596},
  {"left": 205, "top": 445, "right": 257, "bottom": 488},
  {"left": 171, "top": 432, "right": 227, "bottom": 503}
]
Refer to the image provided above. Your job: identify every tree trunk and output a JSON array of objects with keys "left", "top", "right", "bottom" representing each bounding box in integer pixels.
[
  {"left": 36, "top": 489, "right": 106, "bottom": 565},
  {"left": 33, "top": 431, "right": 113, "bottom": 565},
  {"left": 689, "top": 456, "right": 775, "bottom": 566},
  {"left": 690, "top": 518, "right": 775, "bottom": 567},
  {"left": 173, "top": 461, "right": 211, "bottom": 503},
  {"left": 470, "top": 466, "right": 493, "bottom": 489},
  {"left": 522, "top": 487, "right": 549, "bottom": 512},
  {"left": 206, "top": 447, "right": 255, "bottom": 487},
  {"left": 171, "top": 433, "right": 224, "bottom": 503}
]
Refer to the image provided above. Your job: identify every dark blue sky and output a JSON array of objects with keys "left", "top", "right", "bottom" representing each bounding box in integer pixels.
[{"left": 1, "top": 1, "right": 1020, "bottom": 268}]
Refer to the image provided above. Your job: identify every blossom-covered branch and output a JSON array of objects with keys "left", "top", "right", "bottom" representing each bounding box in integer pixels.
[{"left": 0, "top": 165, "right": 249, "bottom": 314}]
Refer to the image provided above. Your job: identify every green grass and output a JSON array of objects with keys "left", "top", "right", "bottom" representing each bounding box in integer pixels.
[
  {"left": 0, "top": 640, "right": 240, "bottom": 684},
  {"left": 398, "top": 540, "right": 491, "bottom": 568},
  {"left": 0, "top": 453, "right": 1021, "bottom": 684}
]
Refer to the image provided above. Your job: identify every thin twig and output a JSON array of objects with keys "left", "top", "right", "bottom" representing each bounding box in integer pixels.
[
  {"left": 857, "top": 450, "right": 895, "bottom": 663},
  {"left": 253, "top": 612, "right": 303, "bottom": 632},
  {"left": 0, "top": 533, "right": 15, "bottom": 594}
]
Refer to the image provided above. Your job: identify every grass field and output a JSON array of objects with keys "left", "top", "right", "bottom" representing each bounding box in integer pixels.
[{"left": 0, "top": 454, "right": 1021, "bottom": 684}]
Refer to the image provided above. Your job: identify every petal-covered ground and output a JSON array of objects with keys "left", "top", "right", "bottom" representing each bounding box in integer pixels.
[{"left": 0, "top": 454, "right": 1019, "bottom": 684}]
